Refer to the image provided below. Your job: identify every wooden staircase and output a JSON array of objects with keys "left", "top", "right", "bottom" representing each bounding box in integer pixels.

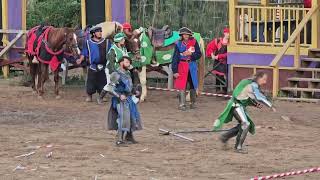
[{"left": 279, "top": 48, "right": 320, "bottom": 103}]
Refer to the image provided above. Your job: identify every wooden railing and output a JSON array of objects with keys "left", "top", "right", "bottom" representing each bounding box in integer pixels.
[
  {"left": 235, "top": 5, "right": 311, "bottom": 46},
  {"left": 270, "top": 4, "right": 320, "bottom": 97}
]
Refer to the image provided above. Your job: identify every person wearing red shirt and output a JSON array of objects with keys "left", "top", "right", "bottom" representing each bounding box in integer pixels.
[
  {"left": 304, "top": 0, "right": 311, "bottom": 8},
  {"left": 206, "top": 28, "right": 229, "bottom": 93}
]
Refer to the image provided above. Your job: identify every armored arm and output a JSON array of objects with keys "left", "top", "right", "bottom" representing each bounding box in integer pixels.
[
  {"left": 251, "top": 82, "right": 272, "bottom": 108},
  {"left": 105, "top": 72, "right": 121, "bottom": 98}
]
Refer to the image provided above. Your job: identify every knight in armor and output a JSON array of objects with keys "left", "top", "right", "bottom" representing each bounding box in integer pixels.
[
  {"left": 213, "top": 72, "right": 276, "bottom": 153},
  {"left": 206, "top": 28, "right": 229, "bottom": 94},
  {"left": 76, "top": 26, "right": 108, "bottom": 102},
  {"left": 105, "top": 56, "right": 142, "bottom": 146},
  {"left": 97, "top": 32, "right": 129, "bottom": 104},
  {"left": 172, "top": 27, "right": 202, "bottom": 111}
]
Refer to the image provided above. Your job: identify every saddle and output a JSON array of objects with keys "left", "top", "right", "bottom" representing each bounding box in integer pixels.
[
  {"left": 148, "top": 25, "right": 173, "bottom": 48},
  {"left": 26, "top": 25, "right": 50, "bottom": 55}
]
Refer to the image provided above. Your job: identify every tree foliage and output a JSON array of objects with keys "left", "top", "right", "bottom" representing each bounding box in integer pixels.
[
  {"left": 130, "top": 0, "right": 228, "bottom": 42},
  {"left": 27, "top": 0, "right": 81, "bottom": 28}
]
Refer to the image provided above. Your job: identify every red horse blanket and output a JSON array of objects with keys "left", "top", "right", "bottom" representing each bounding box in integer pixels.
[{"left": 26, "top": 26, "right": 64, "bottom": 71}]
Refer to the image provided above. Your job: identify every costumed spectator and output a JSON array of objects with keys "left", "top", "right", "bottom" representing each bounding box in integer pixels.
[
  {"left": 213, "top": 72, "right": 276, "bottom": 153},
  {"left": 206, "top": 28, "right": 229, "bottom": 94},
  {"left": 76, "top": 26, "right": 108, "bottom": 103},
  {"left": 105, "top": 56, "right": 142, "bottom": 146},
  {"left": 304, "top": 0, "right": 311, "bottom": 8},
  {"left": 172, "top": 27, "right": 202, "bottom": 111},
  {"left": 97, "top": 32, "right": 129, "bottom": 104}
]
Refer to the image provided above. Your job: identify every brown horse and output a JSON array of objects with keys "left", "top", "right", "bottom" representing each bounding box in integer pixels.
[{"left": 26, "top": 27, "right": 79, "bottom": 99}]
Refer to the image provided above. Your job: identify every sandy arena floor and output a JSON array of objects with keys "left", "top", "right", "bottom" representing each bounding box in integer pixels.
[{"left": 0, "top": 81, "right": 319, "bottom": 180}]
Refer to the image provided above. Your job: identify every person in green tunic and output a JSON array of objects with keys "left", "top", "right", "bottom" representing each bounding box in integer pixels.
[
  {"left": 97, "top": 32, "right": 129, "bottom": 104},
  {"left": 213, "top": 72, "right": 276, "bottom": 153}
]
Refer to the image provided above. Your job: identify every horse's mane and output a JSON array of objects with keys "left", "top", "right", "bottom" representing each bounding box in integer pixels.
[{"left": 48, "top": 27, "right": 74, "bottom": 51}]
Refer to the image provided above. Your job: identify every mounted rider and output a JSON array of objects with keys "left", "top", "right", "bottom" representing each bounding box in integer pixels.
[
  {"left": 172, "top": 27, "right": 202, "bottom": 111},
  {"left": 213, "top": 72, "right": 276, "bottom": 153},
  {"left": 97, "top": 32, "right": 129, "bottom": 104},
  {"left": 105, "top": 56, "right": 142, "bottom": 146},
  {"left": 76, "top": 26, "right": 108, "bottom": 103}
]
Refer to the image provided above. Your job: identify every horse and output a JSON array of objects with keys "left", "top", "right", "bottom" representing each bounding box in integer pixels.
[
  {"left": 26, "top": 26, "right": 80, "bottom": 99},
  {"left": 125, "top": 26, "right": 206, "bottom": 102}
]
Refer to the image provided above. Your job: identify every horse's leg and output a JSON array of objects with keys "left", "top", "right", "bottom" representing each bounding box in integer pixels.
[
  {"left": 37, "top": 64, "right": 44, "bottom": 98},
  {"left": 54, "top": 69, "right": 61, "bottom": 99},
  {"left": 139, "top": 66, "right": 147, "bottom": 102},
  {"left": 29, "top": 57, "right": 37, "bottom": 94},
  {"left": 162, "top": 65, "right": 174, "bottom": 89}
]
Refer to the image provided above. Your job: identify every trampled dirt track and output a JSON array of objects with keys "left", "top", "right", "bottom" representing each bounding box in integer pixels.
[{"left": 0, "top": 82, "right": 319, "bottom": 180}]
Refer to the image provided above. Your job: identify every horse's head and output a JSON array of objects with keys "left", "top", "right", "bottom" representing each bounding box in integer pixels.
[
  {"left": 64, "top": 28, "right": 81, "bottom": 57},
  {"left": 126, "top": 34, "right": 141, "bottom": 60}
]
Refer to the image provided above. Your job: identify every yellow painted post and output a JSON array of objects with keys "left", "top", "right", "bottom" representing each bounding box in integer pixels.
[
  {"left": 261, "top": 0, "right": 269, "bottom": 42},
  {"left": 125, "top": 0, "right": 130, "bottom": 23},
  {"left": 272, "top": 66, "right": 279, "bottom": 98},
  {"left": 81, "top": 0, "right": 86, "bottom": 29},
  {"left": 21, "top": 0, "right": 27, "bottom": 75},
  {"left": 105, "top": 0, "right": 112, "bottom": 21},
  {"left": 294, "top": 33, "right": 300, "bottom": 68},
  {"left": 229, "top": 0, "right": 238, "bottom": 46},
  {"left": 230, "top": 65, "right": 234, "bottom": 90},
  {"left": 2, "top": 0, "right": 9, "bottom": 78},
  {"left": 311, "top": 0, "right": 320, "bottom": 48}
]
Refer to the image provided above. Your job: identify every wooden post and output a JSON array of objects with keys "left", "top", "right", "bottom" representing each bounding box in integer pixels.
[
  {"left": 229, "top": 0, "right": 238, "bottom": 46},
  {"left": 272, "top": 66, "right": 279, "bottom": 98},
  {"left": 22, "top": 0, "right": 27, "bottom": 75},
  {"left": 261, "top": 0, "right": 269, "bottom": 42},
  {"left": 311, "top": 0, "right": 320, "bottom": 48},
  {"left": 105, "top": 0, "right": 112, "bottom": 21},
  {"left": 81, "top": 0, "right": 86, "bottom": 29},
  {"left": 294, "top": 34, "right": 300, "bottom": 68},
  {"left": 1, "top": 0, "right": 9, "bottom": 78},
  {"left": 198, "top": 38, "right": 205, "bottom": 93},
  {"left": 125, "top": 0, "right": 131, "bottom": 22}
]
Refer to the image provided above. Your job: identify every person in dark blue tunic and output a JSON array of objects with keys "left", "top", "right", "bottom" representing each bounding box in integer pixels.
[
  {"left": 76, "top": 26, "right": 108, "bottom": 102},
  {"left": 105, "top": 56, "right": 142, "bottom": 146}
]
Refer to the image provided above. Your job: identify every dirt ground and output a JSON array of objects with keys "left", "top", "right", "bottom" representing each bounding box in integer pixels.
[{"left": 0, "top": 80, "right": 319, "bottom": 180}]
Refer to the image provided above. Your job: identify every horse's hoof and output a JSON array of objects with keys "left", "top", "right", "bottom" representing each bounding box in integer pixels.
[
  {"left": 32, "top": 91, "right": 37, "bottom": 95},
  {"left": 37, "top": 95, "right": 44, "bottom": 100},
  {"left": 55, "top": 95, "right": 61, "bottom": 100}
]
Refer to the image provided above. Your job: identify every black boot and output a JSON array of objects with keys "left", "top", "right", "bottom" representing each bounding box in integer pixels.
[
  {"left": 190, "top": 89, "right": 197, "bottom": 109},
  {"left": 235, "top": 127, "right": 249, "bottom": 154},
  {"left": 125, "top": 131, "right": 137, "bottom": 144},
  {"left": 97, "top": 90, "right": 107, "bottom": 105},
  {"left": 220, "top": 125, "right": 240, "bottom": 143},
  {"left": 116, "top": 131, "right": 126, "bottom": 146}
]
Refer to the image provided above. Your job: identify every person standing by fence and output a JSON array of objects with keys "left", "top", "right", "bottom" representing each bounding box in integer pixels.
[
  {"left": 206, "top": 28, "right": 229, "bottom": 94},
  {"left": 76, "top": 26, "right": 108, "bottom": 103},
  {"left": 172, "top": 27, "right": 202, "bottom": 111}
]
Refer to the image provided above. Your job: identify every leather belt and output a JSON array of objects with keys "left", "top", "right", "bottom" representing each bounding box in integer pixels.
[{"left": 180, "top": 59, "right": 192, "bottom": 63}]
